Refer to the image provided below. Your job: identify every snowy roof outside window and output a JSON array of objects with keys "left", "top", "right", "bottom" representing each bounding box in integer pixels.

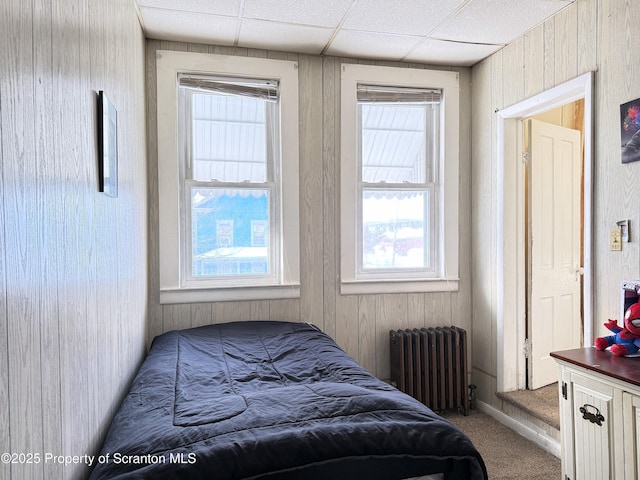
[
  {"left": 192, "top": 92, "right": 268, "bottom": 183},
  {"left": 189, "top": 87, "right": 439, "bottom": 187},
  {"left": 361, "top": 103, "right": 438, "bottom": 185}
]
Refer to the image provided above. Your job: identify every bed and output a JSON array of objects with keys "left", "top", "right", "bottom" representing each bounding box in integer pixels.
[{"left": 89, "top": 321, "right": 487, "bottom": 479}]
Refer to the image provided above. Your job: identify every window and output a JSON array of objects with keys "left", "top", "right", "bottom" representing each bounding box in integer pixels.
[
  {"left": 181, "top": 75, "right": 276, "bottom": 283},
  {"left": 157, "top": 51, "right": 300, "bottom": 303},
  {"left": 340, "top": 64, "right": 459, "bottom": 294}
]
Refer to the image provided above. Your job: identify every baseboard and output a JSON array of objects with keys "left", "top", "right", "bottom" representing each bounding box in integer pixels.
[{"left": 476, "top": 400, "right": 561, "bottom": 458}]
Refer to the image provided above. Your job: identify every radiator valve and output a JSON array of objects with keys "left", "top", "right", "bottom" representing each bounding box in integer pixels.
[{"left": 468, "top": 384, "right": 477, "bottom": 410}]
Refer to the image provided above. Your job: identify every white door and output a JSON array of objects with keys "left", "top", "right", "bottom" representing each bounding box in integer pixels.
[{"left": 528, "top": 119, "right": 582, "bottom": 390}]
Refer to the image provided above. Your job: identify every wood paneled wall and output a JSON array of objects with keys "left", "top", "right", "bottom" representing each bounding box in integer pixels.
[
  {"left": 471, "top": 0, "right": 640, "bottom": 408},
  {"left": 0, "top": 1, "right": 148, "bottom": 479},
  {"left": 146, "top": 42, "right": 473, "bottom": 379}
]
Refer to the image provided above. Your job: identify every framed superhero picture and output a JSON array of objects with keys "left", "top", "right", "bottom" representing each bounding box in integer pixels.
[{"left": 620, "top": 97, "right": 640, "bottom": 164}]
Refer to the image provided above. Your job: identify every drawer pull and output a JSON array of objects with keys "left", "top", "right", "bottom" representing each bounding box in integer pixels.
[{"left": 579, "top": 404, "right": 605, "bottom": 426}]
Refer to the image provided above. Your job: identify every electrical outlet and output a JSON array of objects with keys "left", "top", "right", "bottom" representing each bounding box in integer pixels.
[{"left": 611, "top": 228, "right": 622, "bottom": 251}]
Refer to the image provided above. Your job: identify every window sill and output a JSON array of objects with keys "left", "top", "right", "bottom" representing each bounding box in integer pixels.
[
  {"left": 340, "top": 278, "right": 459, "bottom": 295},
  {"left": 160, "top": 284, "right": 300, "bottom": 304}
]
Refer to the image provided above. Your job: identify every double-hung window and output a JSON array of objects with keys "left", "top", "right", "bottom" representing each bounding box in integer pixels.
[
  {"left": 180, "top": 74, "right": 278, "bottom": 280},
  {"left": 340, "top": 64, "right": 459, "bottom": 294},
  {"left": 157, "top": 51, "right": 300, "bottom": 303}
]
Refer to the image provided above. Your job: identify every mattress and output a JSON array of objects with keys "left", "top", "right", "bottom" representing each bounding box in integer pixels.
[{"left": 89, "top": 321, "right": 487, "bottom": 479}]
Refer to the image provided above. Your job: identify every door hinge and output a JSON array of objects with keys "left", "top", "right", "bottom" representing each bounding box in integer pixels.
[
  {"left": 523, "top": 339, "right": 531, "bottom": 358},
  {"left": 562, "top": 381, "right": 568, "bottom": 400},
  {"left": 522, "top": 150, "right": 530, "bottom": 164}
]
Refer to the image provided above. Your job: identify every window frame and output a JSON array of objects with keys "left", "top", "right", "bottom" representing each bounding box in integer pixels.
[
  {"left": 357, "top": 96, "right": 439, "bottom": 277},
  {"left": 179, "top": 80, "right": 279, "bottom": 286},
  {"left": 156, "top": 51, "right": 300, "bottom": 304},
  {"left": 340, "top": 63, "right": 460, "bottom": 295}
]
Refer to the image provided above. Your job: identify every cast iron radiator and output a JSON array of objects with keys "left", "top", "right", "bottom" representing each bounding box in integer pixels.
[{"left": 390, "top": 326, "right": 469, "bottom": 415}]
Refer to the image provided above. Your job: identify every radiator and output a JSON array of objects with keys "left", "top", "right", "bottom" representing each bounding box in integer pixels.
[{"left": 390, "top": 326, "right": 469, "bottom": 415}]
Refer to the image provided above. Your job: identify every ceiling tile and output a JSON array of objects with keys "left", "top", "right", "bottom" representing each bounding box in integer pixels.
[
  {"left": 237, "top": 20, "right": 334, "bottom": 54},
  {"left": 139, "top": 7, "right": 238, "bottom": 45},
  {"left": 405, "top": 38, "right": 503, "bottom": 66},
  {"left": 135, "top": 0, "right": 575, "bottom": 66},
  {"left": 137, "top": 0, "right": 240, "bottom": 17},
  {"left": 341, "top": 0, "right": 467, "bottom": 36},
  {"left": 432, "top": 0, "right": 572, "bottom": 45},
  {"left": 326, "top": 30, "right": 422, "bottom": 61},
  {"left": 242, "top": 0, "right": 354, "bottom": 28}
]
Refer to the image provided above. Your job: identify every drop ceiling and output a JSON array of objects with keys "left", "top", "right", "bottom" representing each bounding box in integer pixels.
[{"left": 135, "top": 0, "right": 576, "bottom": 67}]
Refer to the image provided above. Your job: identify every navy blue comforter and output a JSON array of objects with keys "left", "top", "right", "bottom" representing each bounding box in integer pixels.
[{"left": 89, "top": 321, "right": 487, "bottom": 479}]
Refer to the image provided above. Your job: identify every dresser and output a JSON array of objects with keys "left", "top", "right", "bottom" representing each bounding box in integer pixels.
[{"left": 551, "top": 348, "right": 640, "bottom": 480}]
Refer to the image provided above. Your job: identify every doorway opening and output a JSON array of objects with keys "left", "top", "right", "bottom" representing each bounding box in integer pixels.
[{"left": 496, "top": 72, "right": 594, "bottom": 395}]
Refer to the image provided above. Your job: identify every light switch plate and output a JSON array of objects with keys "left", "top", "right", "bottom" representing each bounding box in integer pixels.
[{"left": 611, "top": 228, "right": 622, "bottom": 251}]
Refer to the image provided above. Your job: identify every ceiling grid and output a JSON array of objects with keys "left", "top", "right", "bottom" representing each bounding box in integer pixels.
[{"left": 136, "top": 0, "right": 576, "bottom": 66}]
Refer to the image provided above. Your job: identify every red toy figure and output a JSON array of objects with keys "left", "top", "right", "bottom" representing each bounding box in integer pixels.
[{"left": 595, "top": 303, "right": 640, "bottom": 356}]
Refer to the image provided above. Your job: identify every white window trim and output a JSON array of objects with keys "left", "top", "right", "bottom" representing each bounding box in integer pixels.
[
  {"left": 340, "top": 64, "right": 460, "bottom": 295},
  {"left": 156, "top": 50, "right": 300, "bottom": 304}
]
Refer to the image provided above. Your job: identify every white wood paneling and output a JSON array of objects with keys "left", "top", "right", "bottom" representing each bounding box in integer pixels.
[
  {"left": 502, "top": 37, "right": 525, "bottom": 108},
  {"left": 555, "top": 4, "right": 579, "bottom": 85},
  {"left": 298, "top": 54, "right": 325, "bottom": 330},
  {"left": 577, "top": 0, "right": 598, "bottom": 74},
  {"left": 146, "top": 42, "right": 473, "bottom": 378},
  {"left": 191, "top": 303, "right": 214, "bottom": 327},
  {"left": 0, "top": 86, "right": 9, "bottom": 478},
  {"left": 250, "top": 300, "right": 270, "bottom": 321},
  {"left": 524, "top": 25, "right": 545, "bottom": 99},
  {"left": 543, "top": 20, "right": 556, "bottom": 91},
  {"left": 470, "top": 55, "right": 496, "bottom": 404},
  {"left": 357, "top": 296, "right": 377, "bottom": 373},
  {"left": 471, "top": 0, "right": 640, "bottom": 413},
  {"left": 33, "top": 0, "right": 64, "bottom": 469},
  {"left": 0, "top": 0, "right": 148, "bottom": 478},
  {"left": 2, "top": 0, "right": 45, "bottom": 476},
  {"left": 322, "top": 55, "right": 339, "bottom": 342}
]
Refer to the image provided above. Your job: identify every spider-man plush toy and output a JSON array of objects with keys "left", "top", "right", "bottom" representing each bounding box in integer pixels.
[{"left": 595, "top": 302, "right": 640, "bottom": 356}]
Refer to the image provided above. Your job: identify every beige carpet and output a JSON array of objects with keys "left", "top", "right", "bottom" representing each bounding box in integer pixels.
[
  {"left": 495, "top": 383, "right": 560, "bottom": 430},
  {"left": 443, "top": 410, "right": 561, "bottom": 480}
]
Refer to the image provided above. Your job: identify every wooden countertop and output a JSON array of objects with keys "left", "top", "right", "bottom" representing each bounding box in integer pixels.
[{"left": 551, "top": 347, "right": 640, "bottom": 388}]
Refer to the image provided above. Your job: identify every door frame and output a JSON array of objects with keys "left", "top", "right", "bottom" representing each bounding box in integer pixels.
[{"left": 496, "top": 72, "right": 594, "bottom": 392}]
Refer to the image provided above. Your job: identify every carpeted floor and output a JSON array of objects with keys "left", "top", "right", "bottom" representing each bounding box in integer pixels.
[
  {"left": 443, "top": 409, "right": 561, "bottom": 480},
  {"left": 495, "top": 383, "right": 560, "bottom": 429}
]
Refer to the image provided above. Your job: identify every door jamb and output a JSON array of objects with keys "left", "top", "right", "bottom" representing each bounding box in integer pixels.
[{"left": 496, "top": 72, "right": 594, "bottom": 392}]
